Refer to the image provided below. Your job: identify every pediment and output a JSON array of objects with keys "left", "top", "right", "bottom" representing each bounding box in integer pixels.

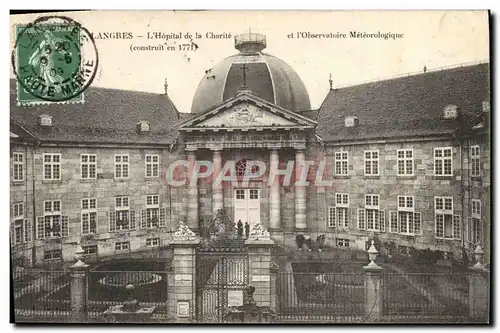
[{"left": 179, "top": 92, "right": 317, "bottom": 131}]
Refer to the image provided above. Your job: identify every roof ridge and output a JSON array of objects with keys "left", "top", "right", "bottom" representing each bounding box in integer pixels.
[{"left": 332, "top": 60, "right": 489, "bottom": 90}]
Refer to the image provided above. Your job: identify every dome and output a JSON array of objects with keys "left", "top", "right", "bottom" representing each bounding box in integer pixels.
[{"left": 191, "top": 33, "right": 311, "bottom": 114}]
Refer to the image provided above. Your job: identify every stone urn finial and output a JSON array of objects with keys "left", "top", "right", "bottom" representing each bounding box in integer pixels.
[
  {"left": 72, "top": 242, "right": 88, "bottom": 268},
  {"left": 366, "top": 240, "right": 380, "bottom": 268},
  {"left": 472, "top": 244, "right": 485, "bottom": 269}
]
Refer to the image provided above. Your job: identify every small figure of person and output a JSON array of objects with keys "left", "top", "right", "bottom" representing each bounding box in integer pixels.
[
  {"left": 237, "top": 219, "right": 243, "bottom": 238},
  {"left": 244, "top": 221, "right": 250, "bottom": 239},
  {"left": 295, "top": 234, "right": 305, "bottom": 251}
]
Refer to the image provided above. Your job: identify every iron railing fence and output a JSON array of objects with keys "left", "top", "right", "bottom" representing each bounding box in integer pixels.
[
  {"left": 275, "top": 272, "right": 365, "bottom": 322},
  {"left": 12, "top": 270, "right": 71, "bottom": 319},
  {"left": 382, "top": 272, "right": 469, "bottom": 317}
]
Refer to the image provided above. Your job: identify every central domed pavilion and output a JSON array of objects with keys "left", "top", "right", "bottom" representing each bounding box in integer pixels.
[{"left": 191, "top": 33, "right": 311, "bottom": 114}]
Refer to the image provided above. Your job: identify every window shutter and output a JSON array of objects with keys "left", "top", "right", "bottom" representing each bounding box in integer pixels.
[
  {"left": 140, "top": 209, "right": 147, "bottom": 229},
  {"left": 357, "top": 209, "right": 365, "bottom": 230},
  {"left": 467, "top": 217, "right": 472, "bottom": 243},
  {"left": 328, "top": 207, "right": 336, "bottom": 227},
  {"left": 24, "top": 219, "right": 31, "bottom": 242},
  {"left": 389, "top": 211, "right": 398, "bottom": 233},
  {"left": 453, "top": 214, "right": 461, "bottom": 240},
  {"left": 109, "top": 211, "right": 116, "bottom": 232},
  {"left": 130, "top": 210, "right": 136, "bottom": 230},
  {"left": 36, "top": 216, "right": 45, "bottom": 239},
  {"left": 61, "top": 216, "right": 69, "bottom": 237},
  {"left": 414, "top": 212, "right": 422, "bottom": 235},
  {"left": 159, "top": 208, "right": 166, "bottom": 227},
  {"left": 380, "top": 210, "right": 386, "bottom": 232}
]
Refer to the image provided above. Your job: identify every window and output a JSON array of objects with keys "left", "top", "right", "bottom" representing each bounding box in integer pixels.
[
  {"left": 81, "top": 154, "right": 97, "bottom": 179},
  {"left": 81, "top": 198, "right": 97, "bottom": 235},
  {"left": 115, "top": 241, "right": 130, "bottom": 251},
  {"left": 397, "top": 149, "right": 413, "bottom": 176},
  {"left": 334, "top": 152, "right": 348, "bottom": 175},
  {"left": 434, "top": 196, "right": 460, "bottom": 239},
  {"left": 358, "top": 194, "right": 385, "bottom": 232},
  {"left": 145, "top": 155, "right": 159, "bottom": 178},
  {"left": 364, "top": 151, "right": 379, "bottom": 176},
  {"left": 434, "top": 148, "right": 453, "bottom": 176},
  {"left": 469, "top": 199, "right": 482, "bottom": 245},
  {"left": 470, "top": 146, "right": 480, "bottom": 177},
  {"left": 37, "top": 200, "right": 68, "bottom": 239},
  {"left": 43, "top": 250, "right": 62, "bottom": 260},
  {"left": 146, "top": 238, "right": 160, "bottom": 247},
  {"left": 389, "top": 196, "right": 421, "bottom": 235},
  {"left": 249, "top": 189, "right": 259, "bottom": 199},
  {"left": 337, "top": 238, "right": 350, "bottom": 248},
  {"left": 13, "top": 152, "right": 24, "bottom": 181},
  {"left": 141, "top": 195, "right": 160, "bottom": 229},
  {"left": 115, "top": 154, "right": 129, "bottom": 179},
  {"left": 43, "top": 154, "right": 61, "bottom": 180},
  {"left": 235, "top": 189, "right": 245, "bottom": 199},
  {"left": 83, "top": 245, "right": 97, "bottom": 255},
  {"left": 472, "top": 199, "right": 481, "bottom": 218},
  {"left": 235, "top": 158, "right": 259, "bottom": 177},
  {"left": 470, "top": 217, "right": 482, "bottom": 245},
  {"left": 109, "top": 197, "right": 135, "bottom": 232},
  {"left": 12, "top": 203, "right": 30, "bottom": 244},
  {"left": 328, "top": 193, "right": 349, "bottom": 228}
]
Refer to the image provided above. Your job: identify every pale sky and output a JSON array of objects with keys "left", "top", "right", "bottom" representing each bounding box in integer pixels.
[{"left": 10, "top": 11, "right": 489, "bottom": 113}]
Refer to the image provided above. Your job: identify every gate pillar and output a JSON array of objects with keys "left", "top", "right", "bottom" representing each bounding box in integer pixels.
[
  {"left": 245, "top": 224, "right": 275, "bottom": 308},
  {"left": 169, "top": 221, "right": 200, "bottom": 322}
]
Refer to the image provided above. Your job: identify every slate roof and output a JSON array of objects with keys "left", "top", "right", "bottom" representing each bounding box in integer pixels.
[
  {"left": 10, "top": 80, "right": 180, "bottom": 145},
  {"left": 316, "top": 63, "right": 490, "bottom": 142}
]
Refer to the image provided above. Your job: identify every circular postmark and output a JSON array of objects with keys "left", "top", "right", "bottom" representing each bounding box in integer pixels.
[{"left": 11, "top": 15, "right": 99, "bottom": 103}]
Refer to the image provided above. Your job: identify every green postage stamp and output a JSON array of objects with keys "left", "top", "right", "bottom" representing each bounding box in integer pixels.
[{"left": 12, "top": 16, "right": 98, "bottom": 106}]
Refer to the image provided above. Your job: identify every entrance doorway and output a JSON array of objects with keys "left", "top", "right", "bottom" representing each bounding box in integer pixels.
[{"left": 234, "top": 188, "right": 260, "bottom": 227}]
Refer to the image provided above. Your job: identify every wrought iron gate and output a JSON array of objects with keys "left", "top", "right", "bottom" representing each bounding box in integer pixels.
[{"left": 195, "top": 247, "right": 249, "bottom": 323}]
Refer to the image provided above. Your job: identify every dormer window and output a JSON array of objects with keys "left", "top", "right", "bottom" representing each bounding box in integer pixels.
[
  {"left": 345, "top": 116, "right": 359, "bottom": 127},
  {"left": 137, "top": 120, "right": 150, "bottom": 133},
  {"left": 38, "top": 114, "right": 53, "bottom": 127},
  {"left": 443, "top": 105, "right": 458, "bottom": 119}
]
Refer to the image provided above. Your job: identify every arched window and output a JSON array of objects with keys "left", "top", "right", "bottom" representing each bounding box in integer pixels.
[{"left": 235, "top": 158, "right": 260, "bottom": 177}]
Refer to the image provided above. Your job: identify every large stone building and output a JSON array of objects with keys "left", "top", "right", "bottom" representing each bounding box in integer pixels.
[{"left": 10, "top": 33, "right": 490, "bottom": 267}]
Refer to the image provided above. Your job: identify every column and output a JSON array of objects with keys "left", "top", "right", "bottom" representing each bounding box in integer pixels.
[
  {"left": 212, "top": 149, "right": 223, "bottom": 216},
  {"left": 70, "top": 260, "right": 90, "bottom": 322},
  {"left": 186, "top": 150, "right": 198, "bottom": 230},
  {"left": 294, "top": 149, "right": 307, "bottom": 230},
  {"left": 363, "top": 241, "right": 383, "bottom": 321},
  {"left": 269, "top": 149, "right": 281, "bottom": 230}
]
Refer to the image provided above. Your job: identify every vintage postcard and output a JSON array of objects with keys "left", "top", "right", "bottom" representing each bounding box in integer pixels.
[{"left": 9, "top": 10, "right": 490, "bottom": 324}]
